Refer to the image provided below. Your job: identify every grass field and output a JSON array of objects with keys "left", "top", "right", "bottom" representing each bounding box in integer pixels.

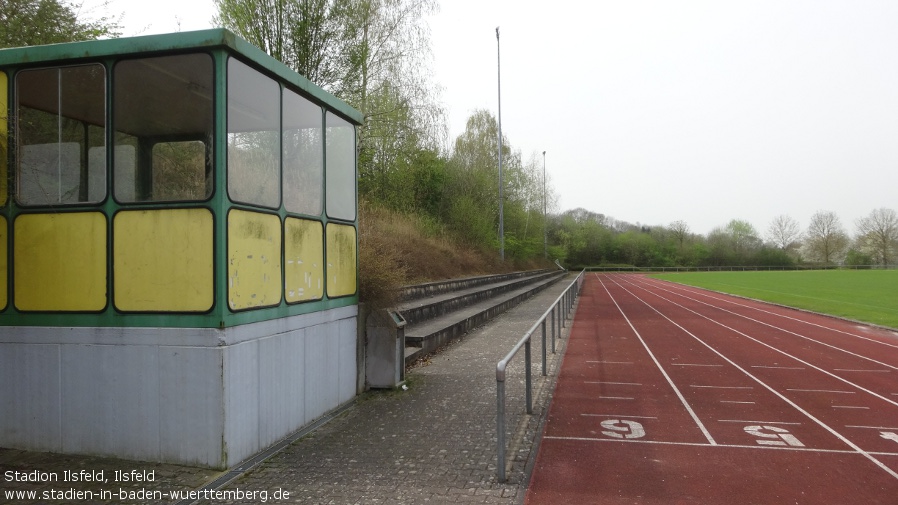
[{"left": 651, "top": 270, "right": 898, "bottom": 329}]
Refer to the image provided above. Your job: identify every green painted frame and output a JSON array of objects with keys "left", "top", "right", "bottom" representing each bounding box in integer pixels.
[{"left": 0, "top": 29, "right": 361, "bottom": 328}]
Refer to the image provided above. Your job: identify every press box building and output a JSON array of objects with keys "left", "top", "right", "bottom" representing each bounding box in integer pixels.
[{"left": 0, "top": 29, "right": 363, "bottom": 468}]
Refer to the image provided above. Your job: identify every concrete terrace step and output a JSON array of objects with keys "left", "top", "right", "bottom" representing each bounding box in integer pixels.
[
  {"left": 398, "top": 270, "right": 549, "bottom": 302},
  {"left": 401, "top": 270, "right": 565, "bottom": 365},
  {"left": 397, "top": 270, "right": 557, "bottom": 326}
]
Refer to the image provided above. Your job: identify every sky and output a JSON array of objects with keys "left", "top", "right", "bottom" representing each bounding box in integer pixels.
[{"left": 89, "top": 0, "right": 898, "bottom": 236}]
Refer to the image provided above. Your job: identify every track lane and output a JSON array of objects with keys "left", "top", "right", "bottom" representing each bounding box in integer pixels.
[
  {"left": 604, "top": 272, "right": 898, "bottom": 472},
  {"left": 613, "top": 274, "right": 898, "bottom": 461},
  {"left": 526, "top": 273, "right": 898, "bottom": 504},
  {"left": 543, "top": 275, "right": 713, "bottom": 445},
  {"left": 640, "top": 275, "right": 898, "bottom": 352},
  {"left": 597, "top": 276, "right": 856, "bottom": 453},
  {"left": 620, "top": 275, "right": 898, "bottom": 402}
]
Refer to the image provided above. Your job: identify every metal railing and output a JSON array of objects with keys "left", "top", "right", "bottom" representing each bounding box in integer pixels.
[{"left": 495, "top": 269, "right": 585, "bottom": 482}]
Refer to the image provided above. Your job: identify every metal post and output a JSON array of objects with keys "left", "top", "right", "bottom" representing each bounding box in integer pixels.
[
  {"left": 497, "top": 379, "right": 506, "bottom": 482},
  {"left": 550, "top": 308, "right": 556, "bottom": 343},
  {"left": 542, "top": 150, "right": 547, "bottom": 259},
  {"left": 496, "top": 27, "right": 504, "bottom": 261},
  {"left": 541, "top": 319, "right": 547, "bottom": 375},
  {"left": 525, "top": 339, "right": 532, "bottom": 414},
  {"left": 555, "top": 300, "right": 564, "bottom": 338},
  {"left": 561, "top": 294, "right": 567, "bottom": 328}
]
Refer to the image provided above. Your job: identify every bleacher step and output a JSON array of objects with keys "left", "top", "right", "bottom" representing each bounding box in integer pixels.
[{"left": 402, "top": 271, "right": 564, "bottom": 366}]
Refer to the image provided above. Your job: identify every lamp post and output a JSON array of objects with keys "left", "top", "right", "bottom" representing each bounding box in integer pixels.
[
  {"left": 496, "top": 26, "right": 504, "bottom": 261},
  {"left": 542, "top": 150, "right": 547, "bottom": 259}
]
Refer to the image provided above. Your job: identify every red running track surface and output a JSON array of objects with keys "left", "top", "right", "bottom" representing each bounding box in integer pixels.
[{"left": 526, "top": 273, "right": 898, "bottom": 505}]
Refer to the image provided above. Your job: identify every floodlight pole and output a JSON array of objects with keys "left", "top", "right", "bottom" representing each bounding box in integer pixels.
[
  {"left": 542, "top": 150, "right": 547, "bottom": 259},
  {"left": 496, "top": 26, "right": 505, "bottom": 261}
]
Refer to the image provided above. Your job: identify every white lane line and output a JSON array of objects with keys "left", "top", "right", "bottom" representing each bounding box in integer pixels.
[
  {"left": 598, "top": 396, "right": 635, "bottom": 400},
  {"left": 598, "top": 276, "right": 717, "bottom": 445},
  {"left": 631, "top": 277, "right": 898, "bottom": 377},
  {"left": 608, "top": 276, "right": 898, "bottom": 482},
  {"left": 720, "top": 401, "right": 756, "bottom": 404},
  {"left": 541, "top": 436, "right": 898, "bottom": 456},
  {"left": 718, "top": 419, "right": 802, "bottom": 425},
  {"left": 616, "top": 276, "right": 898, "bottom": 409},
  {"left": 751, "top": 365, "right": 805, "bottom": 370},
  {"left": 833, "top": 406, "right": 870, "bottom": 410},
  {"left": 787, "top": 389, "right": 855, "bottom": 394},
  {"left": 585, "top": 381, "right": 642, "bottom": 386},
  {"left": 690, "top": 385, "right": 753, "bottom": 389},
  {"left": 846, "top": 425, "right": 898, "bottom": 430},
  {"left": 834, "top": 369, "right": 891, "bottom": 373},
  {"left": 587, "top": 360, "right": 633, "bottom": 365},
  {"left": 581, "top": 414, "right": 658, "bottom": 419},
  {"left": 671, "top": 363, "right": 723, "bottom": 367},
  {"left": 640, "top": 277, "right": 898, "bottom": 351}
]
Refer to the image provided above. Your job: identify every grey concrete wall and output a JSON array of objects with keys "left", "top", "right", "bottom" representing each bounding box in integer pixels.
[{"left": 0, "top": 305, "right": 357, "bottom": 469}]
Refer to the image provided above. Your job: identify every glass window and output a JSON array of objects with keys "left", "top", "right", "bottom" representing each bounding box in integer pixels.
[
  {"left": 228, "top": 58, "right": 279, "bottom": 208},
  {"left": 283, "top": 89, "right": 323, "bottom": 216},
  {"left": 114, "top": 53, "right": 213, "bottom": 202},
  {"left": 16, "top": 64, "right": 106, "bottom": 206},
  {"left": 1, "top": 71, "right": 7, "bottom": 206},
  {"left": 325, "top": 112, "right": 356, "bottom": 221}
]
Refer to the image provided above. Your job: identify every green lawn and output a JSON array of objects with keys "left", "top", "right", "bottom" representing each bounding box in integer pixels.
[{"left": 650, "top": 270, "right": 898, "bottom": 329}]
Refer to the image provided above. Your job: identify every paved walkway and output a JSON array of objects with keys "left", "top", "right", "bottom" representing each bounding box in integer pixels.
[{"left": 0, "top": 276, "right": 576, "bottom": 504}]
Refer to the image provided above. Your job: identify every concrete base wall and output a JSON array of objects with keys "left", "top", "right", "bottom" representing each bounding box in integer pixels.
[{"left": 0, "top": 305, "right": 357, "bottom": 469}]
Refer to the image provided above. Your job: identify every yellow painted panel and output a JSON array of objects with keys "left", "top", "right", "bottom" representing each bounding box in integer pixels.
[
  {"left": 0, "top": 216, "right": 6, "bottom": 309},
  {"left": 228, "top": 209, "right": 282, "bottom": 310},
  {"left": 15, "top": 212, "right": 106, "bottom": 311},
  {"left": 114, "top": 209, "right": 213, "bottom": 312},
  {"left": 0, "top": 72, "right": 6, "bottom": 206},
  {"left": 326, "top": 223, "right": 357, "bottom": 298},
  {"left": 285, "top": 218, "right": 323, "bottom": 303}
]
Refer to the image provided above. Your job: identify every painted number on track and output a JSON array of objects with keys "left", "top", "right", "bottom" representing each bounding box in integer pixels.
[
  {"left": 880, "top": 432, "right": 898, "bottom": 444},
  {"left": 744, "top": 425, "right": 804, "bottom": 447},
  {"left": 601, "top": 419, "right": 646, "bottom": 439}
]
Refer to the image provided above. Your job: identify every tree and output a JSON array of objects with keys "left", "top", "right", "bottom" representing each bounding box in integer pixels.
[
  {"left": 669, "top": 220, "right": 690, "bottom": 250},
  {"left": 804, "top": 211, "right": 849, "bottom": 265},
  {"left": 855, "top": 208, "right": 898, "bottom": 266},
  {"left": 215, "top": 0, "right": 343, "bottom": 88},
  {"left": 767, "top": 215, "right": 802, "bottom": 252},
  {"left": 0, "top": 0, "right": 120, "bottom": 48}
]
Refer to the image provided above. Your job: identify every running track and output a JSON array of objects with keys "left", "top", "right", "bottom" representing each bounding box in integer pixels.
[{"left": 526, "top": 273, "right": 898, "bottom": 504}]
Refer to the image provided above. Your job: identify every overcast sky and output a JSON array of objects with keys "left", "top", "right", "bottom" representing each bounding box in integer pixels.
[{"left": 96, "top": 0, "right": 898, "bottom": 236}]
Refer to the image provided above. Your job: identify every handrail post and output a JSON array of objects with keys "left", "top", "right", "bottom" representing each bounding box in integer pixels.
[
  {"left": 555, "top": 302, "right": 560, "bottom": 332},
  {"left": 561, "top": 295, "right": 567, "bottom": 328},
  {"left": 525, "top": 339, "right": 532, "bottom": 414},
  {"left": 541, "top": 319, "right": 547, "bottom": 376},
  {"left": 550, "top": 309, "right": 556, "bottom": 348},
  {"left": 497, "top": 378, "right": 506, "bottom": 482}
]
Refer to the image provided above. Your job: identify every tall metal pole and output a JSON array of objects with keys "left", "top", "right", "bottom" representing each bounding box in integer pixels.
[
  {"left": 542, "top": 150, "right": 547, "bottom": 259},
  {"left": 496, "top": 27, "right": 505, "bottom": 261}
]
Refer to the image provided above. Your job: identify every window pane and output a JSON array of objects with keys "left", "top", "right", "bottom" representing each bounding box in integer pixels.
[
  {"left": 325, "top": 113, "right": 356, "bottom": 220},
  {"left": 283, "top": 89, "right": 322, "bottom": 216},
  {"left": 228, "top": 58, "right": 279, "bottom": 208},
  {"left": 1, "top": 71, "right": 7, "bottom": 206},
  {"left": 114, "top": 53, "right": 213, "bottom": 202},
  {"left": 16, "top": 64, "right": 106, "bottom": 205}
]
